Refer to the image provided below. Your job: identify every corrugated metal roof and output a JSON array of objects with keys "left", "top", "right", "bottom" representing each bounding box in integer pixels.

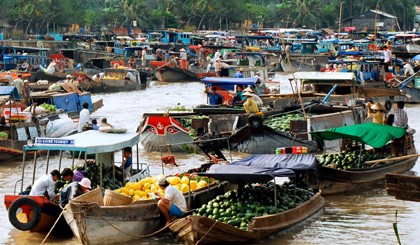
[
  {"left": 292, "top": 72, "right": 356, "bottom": 81},
  {"left": 369, "top": 10, "right": 397, "bottom": 19}
]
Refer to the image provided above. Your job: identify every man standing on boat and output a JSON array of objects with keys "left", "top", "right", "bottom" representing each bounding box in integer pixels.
[
  {"left": 141, "top": 47, "right": 148, "bottom": 67},
  {"left": 179, "top": 48, "right": 188, "bottom": 70},
  {"left": 22, "top": 80, "right": 32, "bottom": 105},
  {"left": 4, "top": 71, "right": 13, "bottom": 84},
  {"left": 215, "top": 58, "right": 222, "bottom": 77},
  {"left": 387, "top": 101, "right": 408, "bottom": 128},
  {"left": 78, "top": 102, "right": 90, "bottom": 132},
  {"left": 11, "top": 73, "right": 24, "bottom": 98},
  {"left": 155, "top": 177, "right": 187, "bottom": 226},
  {"left": 29, "top": 170, "right": 61, "bottom": 201}
]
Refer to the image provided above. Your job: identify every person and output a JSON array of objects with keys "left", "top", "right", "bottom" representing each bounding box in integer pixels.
[
  {"left": 156, "top": 47, "right": 163, "bottom": 61},
  {"left": 11, "top": 74, "right": 24, "bottom": 97},
  {"left": 4, "top": 71, "right": 13, "bottom": 84},
  {"left": 366, "top": 102, "right": 385, "bottom": 124},
  {"left": 61, "top": 168, "right": 74, "bottom": 183},
  {"left": 179, "top": 48, "right": 188, "bottom": 70},
  {"left": 205, "top": 86, "right": 224, "bottom": 105},
  {"left": 121, "top": 147, "right": 133, "bottom": 178},
  {"left": 387, "top": 101, "right": 408, "bottom": 128},
  {"left": 327, "top": 52, "right": 336, "bottom": 61},
  {"left": 91, "top": 118, "right": 99, "bottom": 130},
  {"left": 29, "top": 170, "right": 61, "bottom": 201},
  {"left": 232, "top": 84, "right": 246, "bottom": 105},
  {"left": 128, "top": 57, "right": 135, "bottom": 69},
  {"left": 233, "top": 68, "right": 244, "bottom": 78},
  {"left": 165, "top": 50, "right": 170, "bottom": 62},
  {"left": 169, "top": 55, "right": 178, "bottom": 67},
  {"left": 46, "top": 61, "right": 57, "bottom": 74},
  {"left": 403, "top": 63, "right": 415, "bottom": 77},
  {"left": 254, "top": 77, "right": 268, "bottom": 95},
  {"left": 243, "top": 87, "right": 263, "bottom": 105},
  {"left": 91, "top": 73, "right": 104, "bottom": 83},
  {"left": 383, "top": 46, "right": 391, "bottom": 72},
  {"left": 215, "top": 58, "right": 222, "bottom": 77},
  {"left": 63, "top": 75, "right": 82, "bottom": 94},
  {"left": 155, "top": 177, "right": 187, "bottom": 226},
  {"left": 223, "top": 49, "right": 229, "bottom": 60},
  {"left": 20, "top": 60, "right": 28, "bottom": 71},
  {"left": 206, "top": 61, "right": 214, "bottom": 73},
  {"left": 126, "top": 71, "right": 136, "bottom": 82},
  {"left": 78, "top": 102, "right": 90, "bottom": 133},
  {"left": 59, "top": 178, "right": 91, "bottom": 206},
  {"left": 100, "top": 118, "right": 113, "bottom": 127},
  {"left": 141, "top": 47, "right": 147, "bottom": 67},
  {"left": 214, "top": 49, "right": 221, "bottom": 60},
  {"left": 243, "top": 91, "right": 259, "bottom": 113},
  {"left": 22, "top": 80, "right": 32, "bottom": 105}
]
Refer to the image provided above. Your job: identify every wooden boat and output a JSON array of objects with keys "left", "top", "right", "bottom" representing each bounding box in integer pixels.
[
  {"left": 4, "top": 131, "right": 147, "bottom": 233},
  {"left": 151, "top": 61, "right": 215, "bottom": 83},
  {"left": 64, "top": 199, "right": 161, "bottom": 245},
  {"left": 312, "top": 123, "right": 418, "bottom": 194},
  {"left": 385, "top": 173, "right": 420, "bottom": 202},
  {"left": 170, "top": 191, "right": 324, "bottom": 244}
]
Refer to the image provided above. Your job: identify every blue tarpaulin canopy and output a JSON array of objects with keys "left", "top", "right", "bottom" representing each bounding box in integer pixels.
[
  {"left": 201, "top": 77, "right": 257, "bottom": 91},
  {"left": 199, "top": 164, "right": 295, "bottom": 184},
  {"left": 0, "top": 86, "right": 21, "bottom": 100},
  {"left": 231, "top": 154, "right": 317, "bottom": 171}
]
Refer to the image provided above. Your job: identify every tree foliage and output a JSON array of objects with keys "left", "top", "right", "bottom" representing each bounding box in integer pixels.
[{"left": 1, "top": 0, "right": 419, "bottom": 34}]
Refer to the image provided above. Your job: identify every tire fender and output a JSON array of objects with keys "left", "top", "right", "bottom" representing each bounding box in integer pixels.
[{"left": 8, "top": 197, "right": 42, "bottom": 231}]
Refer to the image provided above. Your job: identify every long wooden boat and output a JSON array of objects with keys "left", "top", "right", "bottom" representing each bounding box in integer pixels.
[
  {"left": 169, "top": 191, "right": 324, "bottom": 244},
  {"left": 385, "top": 173, "right": 420, "bottom": 202},
  {"left": 64, "top": 200, "right": 161, "bottom": 245}
]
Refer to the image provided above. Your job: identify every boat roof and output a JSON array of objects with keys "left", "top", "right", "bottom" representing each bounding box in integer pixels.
[
  {"left": 311, "top": 122, "right": 405, "bottom": 148},
  {"left": 201, "top": 77, "right": 257, "bottom": 86},
  {"left": 231, "top": 154, "right": 317, "bottom": 171},
  {"left": 199, "top": 164, "right": 295, "bottom": 184},
  {"left": 23, "top": 130, "right": 139, "bottom": 153},
  {"left": 0, "top": 86, "right": 21, "bottom": 100},
  {"left": 291, "top": 72, "right": 356, "bottom": 81}
]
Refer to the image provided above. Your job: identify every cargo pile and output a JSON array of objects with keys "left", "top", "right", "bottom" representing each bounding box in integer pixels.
[
  {"left": 113, "top": 173, "right": 216, "bottom": 202},
  {"left": 193, "top": 182, "right": 315, "bottom": 230},
  {"left": 264, "top": 113, "right": 305, "bottom": 132},
  {"left": 318, "top": 150, "right": 391, "bottom": 170}
]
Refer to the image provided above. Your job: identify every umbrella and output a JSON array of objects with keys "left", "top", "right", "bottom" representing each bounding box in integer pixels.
[{"left": 411, "top": 54, "right": 420, "bottom": 61}]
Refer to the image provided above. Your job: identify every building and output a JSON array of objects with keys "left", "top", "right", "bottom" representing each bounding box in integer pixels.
[{"left": 342, "top": 10, "right": 399, "bottom": 32}]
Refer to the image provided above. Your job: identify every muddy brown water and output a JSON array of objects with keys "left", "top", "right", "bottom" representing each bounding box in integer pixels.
[{"left": 1, "top": 78, "right": 419, "bottom": 244}]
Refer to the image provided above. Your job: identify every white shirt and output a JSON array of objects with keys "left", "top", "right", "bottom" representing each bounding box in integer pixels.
[
  {"left": 180, "top": 51, "right": 187, "bottom": 60},
  {"left": 78, "top": 108, "right": 90, "bottom": 132},
  {"left": 141, "top": 50, "right": 147, "bottom": 60},
  {"left": 29, "top": 174, "right": 56, "bottom": 201},
  {"left": 126, "top": 72, "right": 136, "bottom": 82},
  {"left": 206, "top": 63, "right": 214, "bottom": 73},
  {"left": 165, "top": 185, "right": 187, "bottom": 212},
  {"left": 214, "top": 51, "right": 221, "bottom": 60},
  {"left": 384, "top": 49, "right": 391, "bottom": 63}
]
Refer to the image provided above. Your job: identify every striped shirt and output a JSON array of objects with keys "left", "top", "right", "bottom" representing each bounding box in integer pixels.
[{"left": 388, "top": 108, "right": 408, "bottom": 128}]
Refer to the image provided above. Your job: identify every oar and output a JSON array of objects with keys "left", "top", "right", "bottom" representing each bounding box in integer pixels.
[{"left": 365, "top": 153, "right": 420, "bottom": 165}]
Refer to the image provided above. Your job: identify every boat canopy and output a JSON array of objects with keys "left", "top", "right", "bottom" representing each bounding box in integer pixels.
[
  {"left": 310, "top": 122, "right": 406, "bottom": 148},
  {"left": 23, "top": 130, "right": 139, "bottom": 154},
  {"left": 292, "top": 72, "right": 355, "bottom": 81},
  {"left": 0, "top": 86, "right": 21, "bottom": 100},
  {"left": 199, "top": 164, "right": 295, "bottom": 184},
  {"left": 231, "top": 154, "right": 317, "bottom": 171},
  {"left": 201, "top": 77, "right": 257, "bottom": 86}
]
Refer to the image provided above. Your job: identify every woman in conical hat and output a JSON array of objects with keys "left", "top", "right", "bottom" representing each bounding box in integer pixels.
[{"left": 367, "top": 102, "right": 385, "bottom": 124}]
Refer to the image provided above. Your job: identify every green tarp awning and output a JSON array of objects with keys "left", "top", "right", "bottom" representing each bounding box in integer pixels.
[{"left": 311, "top": 123, "right": 406, "bottom": 148}]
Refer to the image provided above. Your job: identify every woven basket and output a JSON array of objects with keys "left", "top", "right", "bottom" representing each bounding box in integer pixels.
[
  {"left": 103, "top": 189, "right": 133, "bottom": 206},
  {"left": 72, "top": 187, "right": 104, "bottom": 206}
]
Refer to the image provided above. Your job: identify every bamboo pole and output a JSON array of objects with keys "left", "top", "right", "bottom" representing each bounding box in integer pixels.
[{"left": 365, "top": 153, "right": 420, "bottom": 165}]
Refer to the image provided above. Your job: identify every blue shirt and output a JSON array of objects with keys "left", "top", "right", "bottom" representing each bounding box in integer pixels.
[
  {"left": 237, "top": 91, "right": 246, "bottom": 101},
  {"left": 207, "top": 92, "right": 223, "bottom": 105},
  {"left": 124, "top": 157, "right": 132, "bottom": 170},
  {"left": 233, "top": 72, "right": 244, "bottom": 78}
]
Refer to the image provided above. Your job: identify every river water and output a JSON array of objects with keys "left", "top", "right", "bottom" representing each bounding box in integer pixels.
[{"left": 1, "top": 76, "right": 420, "bottom": 245}]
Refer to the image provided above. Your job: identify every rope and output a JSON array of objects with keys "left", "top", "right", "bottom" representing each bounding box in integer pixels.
[
  {"left": 195, "top": 219, "right": 218, "bottom": 245},
  {"left": 40, "top": 207, "right": 66, "bottom": 245}
]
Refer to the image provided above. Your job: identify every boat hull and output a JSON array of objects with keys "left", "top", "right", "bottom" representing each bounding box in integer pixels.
[
  {"left": 385, "top": 173, "right": 420, "bottom": 202},
  {"left": 319, "top": 156, "right": 417, "bottom": 194},
  {"left": 64, "top": 201, "right": 161, "bottom": 245},
  {"left": 169, "top": 192, "right": 324, "bottom": 244}
]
